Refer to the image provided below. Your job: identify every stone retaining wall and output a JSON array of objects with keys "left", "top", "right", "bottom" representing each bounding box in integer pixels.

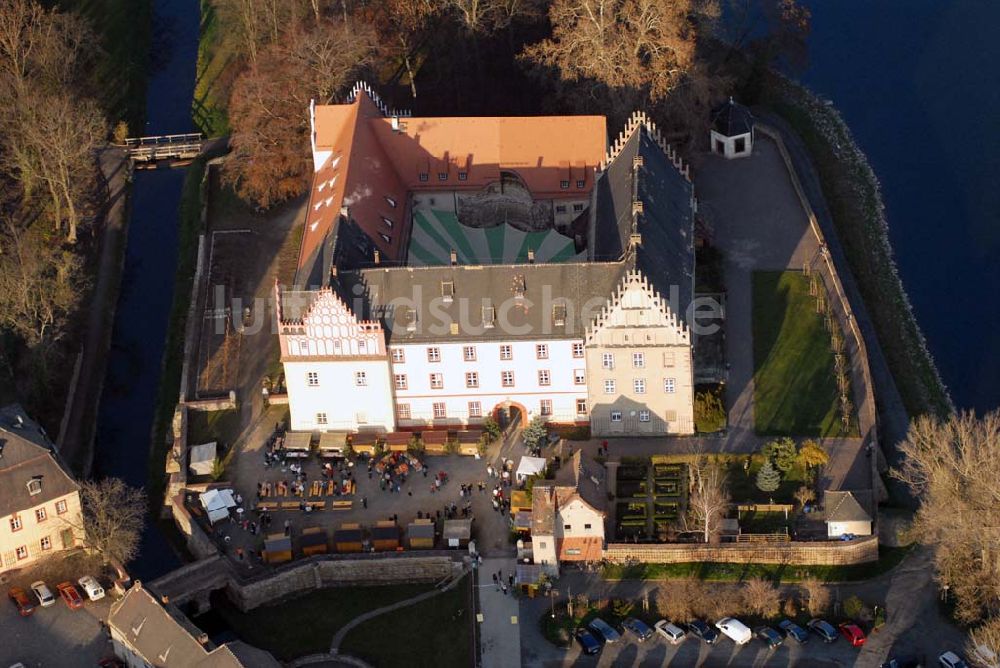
[{"left": 605, "top": 535, "right": 878, "bottom": 566}]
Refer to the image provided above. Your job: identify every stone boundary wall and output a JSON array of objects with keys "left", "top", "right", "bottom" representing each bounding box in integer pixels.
[
  {"left": 756, "top": 123, "right": 882, "bottom": 506},
  {"left": 605, "top": 535, "right": 878, "bottom": 566},
  {"left": 185, "top": 392, "right": 237, "bottom": 412}
]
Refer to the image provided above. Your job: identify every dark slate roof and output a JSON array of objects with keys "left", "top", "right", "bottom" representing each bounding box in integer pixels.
[
  {"left": 371, "top": 524, "right": 400, "bottom": 540},
  {"left": 407, "top": 521, "right": 435, "bottom": 538},
  {"left": 0, "top": 405, "right": 79, "bottom": 518},
  {"left": 824, "top": 490, "right": 873, "bottom": 523},
  {"left": 338, "top": 261, "right": 626, "bottom": 343},
  {"left": 711, "top": 98, "right": 754, "bottom": 137},
  {"left": 593, "top": 128, "right": 694, "bottom": 326}
]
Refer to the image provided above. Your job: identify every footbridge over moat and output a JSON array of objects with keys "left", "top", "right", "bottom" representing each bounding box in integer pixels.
[
  {"left": 119, "top": 133, "right": 204, "bottom": 163},
  {"left": 147, "top": 551, "right": 465, "bottom": 614}
]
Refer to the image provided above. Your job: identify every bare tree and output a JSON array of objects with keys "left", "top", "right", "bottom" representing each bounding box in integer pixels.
[
  {"left": 357, "top": 0, "right": 439, "bottom": 99},
  {"left": 968, "top": 617, "right": 1000, "bottom": 668},
  {"left": 800, "top": 577, "right": 830, "bottom": 617},
  {"left": 683, "top": 456, "right": 730, "bottom": 543},
  {"left": 794, "top": 485, "right": 815, "bottom": 509},
  {"left": 741, "top": 577, "right": 781, "bottom": 618},
  {"left": 892, "top": 411, "right": 1000, "bottom": 625},
  {"left": 64, "top": 479, "right": 147, "bottom": 567}
]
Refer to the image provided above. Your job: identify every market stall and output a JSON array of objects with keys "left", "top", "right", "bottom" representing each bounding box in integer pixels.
[
  {"left": 371, "top": 521, "right": 401, "bottom": 551},
  {"left": 282, "top": 432, "right": 313, "bottom": 458},
  {"left": 334, "top": 523, "right": 365, "bottom": 553},
  {"left": 407, "top": 519, "right": 435, "bottom": 549},
  {"left": 263, "top": 533, "right": 292, "bottom": 564},
  {"left": 516, "top": 456, "right": 547, "bottom": 483},
  {"left": 443, "top": 518, "right": 472, "bottom": 548},
  {"left": 317, "top": 432, "right": 348, "bottom": 459},
  {"left": 300, "top": 527, "right": 328, "bottom": 556},
  {"left": 199, "top": 488, "right": 237, "bottom": 524}
]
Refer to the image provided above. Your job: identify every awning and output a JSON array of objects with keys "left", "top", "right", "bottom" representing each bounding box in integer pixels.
[
  {"left": 516, "top": 456, "right": 547, "bottom": 481},
  {"left": 199, "top": 488, "right": 237, "bottom": 524},
  {"left": 318, "top": 432, "right": 348, "bottom": 454},
  {"left": 188, "top": 442, "right": 217, "bottom": 476},
  {"left": 285, "top": 432, "right": 312, "bottom": 451}
]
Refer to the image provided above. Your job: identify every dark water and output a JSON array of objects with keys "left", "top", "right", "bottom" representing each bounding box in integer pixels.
[
  {"left": 93, "top": 0, "right": 200, "bottom": 581},
  {"left": 797, "top": 1, "right": 1000, "bottom": 413}
]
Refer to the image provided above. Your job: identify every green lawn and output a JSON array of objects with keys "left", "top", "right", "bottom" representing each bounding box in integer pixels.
[
  {"left": 214, "top": 584, "right": 435, "bottom": 661},
  {"left": 752, "top": 271, "right": 848, "bottom": 437},
  {"left": 340, "top": 576, "right": 474, "bottom": 667},
  {"left": 601, "top": 545, "right": 914, "bottom": 583}
]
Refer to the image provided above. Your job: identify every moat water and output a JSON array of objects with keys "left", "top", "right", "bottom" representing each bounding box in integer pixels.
[
  {"left": 798, "top": 0, "right": 1000, "bottom": 413},
  {"left": 92, "top": 0, "right": 200, "bottom": 581}
]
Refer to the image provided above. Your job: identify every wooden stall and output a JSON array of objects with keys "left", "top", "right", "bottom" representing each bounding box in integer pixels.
[
  {"left": 384, "top": 432, "right": 410, "bottom": 453},
  {"left": 455, "top": 430, "right": 482, "bottom": 456},
  {"left": 334, "top": 523, "right": 365, "bottom": 553},
  {"left": 512, "top": 511, "right": 532, "bottom": 535},
  {"left": 443, "top": 519, "right": 472, "bottom": 548},
  {"left": 317, "top": 432, "right": 348, "bottom": 460},
  {"left": 407, "top": 519, "right": 435, "bottom": 549},
  {"left": 262, "top": 533, "right": 293, "bottom": 564},
  {"left": 371, "top": 521, "right": 401, "bottom": 552},
  {"left": 300, "top": 527, "right": 328, "bottom": 556},
  {"left": 283, "top": 432, "right": 313, "bottom": 459},
  {"left": 352, "top": 432, "right": 382, "bottom": 456},
  {"left": 510, "top": 491, "right": 531, "bottom": 514}
]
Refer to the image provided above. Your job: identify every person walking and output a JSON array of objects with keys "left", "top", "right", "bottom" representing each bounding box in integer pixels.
[
  {"left": 508, "top": 573, "right": 514, "bottom": 588},
  {"left": 492, "top": 573, "right": 499, "bottom": 591},
  {"left": 501, "top": 583, "right": 508, "bottom": 596},
  {"left": 362, "top": 496, "right": 368, "bottom": 509}
]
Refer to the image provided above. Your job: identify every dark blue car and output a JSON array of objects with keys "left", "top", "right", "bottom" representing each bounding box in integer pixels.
[
  {"left": 778, "top": 619, "right": 809, "bottom": 644},
  {"left": 807, "top": 619, "right": 839, "bottom": 643},
  {"left": 756, "top": 626, "right": 783, "bottom": 648},
  {"left": 622, "top": 617, "right": 654, "bottom": 642},
  {"left": 575, "top": 628, "right": 602, "bottom": 655},
  {"left": 687, "top": 620, "right": 719, "bottom": 644}
]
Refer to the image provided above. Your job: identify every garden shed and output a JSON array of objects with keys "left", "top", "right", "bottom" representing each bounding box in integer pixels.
[
  {"left": 371, "top": 521, "right": 401, "bottom": 551},
  {"left": 443, "top": 519, "right": 472, "bottom": 548},
  {"left": 824, "top": 490, "right": 873, "bottom": 538},
  {"left": 407, "top": 519, "right": 435, "bottom": 549},
  {"left": 334, "top": 523, "right": 365, "bottom": 553}
]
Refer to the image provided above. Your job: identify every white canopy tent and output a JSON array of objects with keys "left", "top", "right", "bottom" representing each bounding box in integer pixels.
[
  {"left": 188, "top": 442, "right": 217, "bottom": 476},
  {"left": 516, "top": 456, "right": 547, "bottom": 482},
  {"left": 200, "top": 488, "right": 237, "bottom": 524}
]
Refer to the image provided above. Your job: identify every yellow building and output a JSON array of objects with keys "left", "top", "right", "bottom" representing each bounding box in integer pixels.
[{"left": 0, "top": 406, "right": 85, "bottom": 573}]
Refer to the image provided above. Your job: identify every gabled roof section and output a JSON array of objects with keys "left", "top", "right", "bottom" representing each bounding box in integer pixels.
[
  {"left": 0, "top": 405, "right": 79, "bottom": 518},
  {"left": 824, "top": 490, "right": 873, "bottom": 523},
  {"left": 586, "top": 270, "right": 690, "bottom": 345},
  {"left": 276, "top": 282, "right": 385, "bottom": 359}
]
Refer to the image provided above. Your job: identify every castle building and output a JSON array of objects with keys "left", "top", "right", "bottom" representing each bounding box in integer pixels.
[{"left": 278, "top": 84, "right": 697, "bottom": 437}]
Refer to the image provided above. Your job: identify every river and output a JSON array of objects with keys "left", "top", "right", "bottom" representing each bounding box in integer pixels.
[
  {"left": 797, "top": 0, "right": 1000, "bottom": 414},
  {"left": 92, "top": 0, "right": 200, "bottom": 581}
]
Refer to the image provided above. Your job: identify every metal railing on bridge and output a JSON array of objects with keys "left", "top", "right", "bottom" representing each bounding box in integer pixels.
[{"left": 121, "top": 133, "right": 203, "bottom": 162}]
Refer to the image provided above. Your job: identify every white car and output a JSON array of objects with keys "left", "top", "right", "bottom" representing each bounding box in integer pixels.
[
  {"left": 77, "top": 575, "right": 105, "bottom": 601},
  {"left": 715, "top": 617, "right": 752, "bottom": 645},
  {"left": 654, "top": 620, "right": 686, "bottom": 644},
  {"left": 29, "top": 581, "right": 54, "bottom": 607},
  {"left": 939, "top": 652, "right": 970, "bottom": 668}
]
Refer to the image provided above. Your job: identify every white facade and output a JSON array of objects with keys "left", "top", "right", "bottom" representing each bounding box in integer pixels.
[
  {"left": 285, "top": 358, "right": 394, "bottom": 432},
  {"left": 390, "top": 339, "right": 587, "bottom": 427},
  {"left": 827, "top": 520, "right": 872, "bottom": 538}
]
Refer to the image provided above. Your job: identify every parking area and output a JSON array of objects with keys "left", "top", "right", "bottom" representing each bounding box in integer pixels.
[{"left": 0, "top": 594, "right": 112, "bottom": 666}]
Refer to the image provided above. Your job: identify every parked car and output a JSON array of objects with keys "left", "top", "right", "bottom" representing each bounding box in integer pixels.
[
  {"left": 77, "top": 575, "right": 105, "bottom": 602},
  {"left": 56, "top": 582, "right": 83, "bottom": 610},
  {"left": 839, "top": 533, "right": 858, "bottom": 541},
  {"left": 622, "top": 617, "right": 654, "bottom": 642},
  {"left": 587, "top": 617, "right": 622, "bottom": 643},
  {"left": 756, "top": 626, "right": 783, "bottom": 649},
  {"left": 654, "top": 620, "right": 686, "bottom": 644},
  {"left": 574, "top": 628, "right": 602, "bottom": 655},
  {"left": 778, "top": 619, "right": 809, "bottom": 644},
  {"left": 807, "top": 619, "right": 839, "bottom": 643},
  {"left": 939, "top": 651, "right": 970, "bottom": 668},
  {"left": 687, "top": 620, "right": 719, "bottom": 645},
  {"left": 840, "top": 622, "right": 866, "bottom": 647},
  {"left": 29, "top": 581, "right": 55, "bottom": 607},
  {"left": 716, "top": 617, "right": 752, "bottom": 645},
  {"left": 7, "top": 587, "right": 35, "bottom": 617}
]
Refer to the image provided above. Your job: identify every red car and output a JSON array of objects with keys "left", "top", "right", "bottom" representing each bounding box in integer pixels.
[
  {"left": 56, "top": 581, "right": 84, "bottom": 610},
  {"left": 839, "top": 622, "right": 866, "bottom": 647},
  {"left": 7, "top": 587, "right": 36, "bottom": 617}
]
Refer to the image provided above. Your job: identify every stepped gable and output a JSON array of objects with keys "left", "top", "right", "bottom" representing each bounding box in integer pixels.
[{"left": 276, "top": 282, "right": 385, "bottom": 359}]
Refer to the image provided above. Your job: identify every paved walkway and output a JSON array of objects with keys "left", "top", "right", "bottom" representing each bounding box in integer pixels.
[{"left": 479, "top": 556, "right": 522, "bottom": 668}]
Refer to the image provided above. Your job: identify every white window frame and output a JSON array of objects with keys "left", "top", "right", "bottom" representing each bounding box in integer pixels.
[
  {"left": 634, "top": 378, "right": 646, "bottom": 394},
  {"left": 433, "top": 402, "right": 447, "bottom": 419},
  {"left": 430, "top": 373, "right": 444, "bottom": 389},
  {"left": 574, "top": 369, "right": 586, "bottom": 385},
  {"left": 664, "top": 378, "right": 676, "bottom": 394},
  {"left": 500, "top": 345, "right": 512, "bottom": 360},
  {"left": 466, "top": 372, "right": 479, "bottom": 388},
  {"left": 572, "top": 342, "right": 584, "bottom": 358},
  {"left": 536, "top": 344, "right": 548, "bottom": 359},
  {"left": 501, "top": 371, "right": 515, "bottom": 387},
  {"left": 35, "top": 508, "right": 46, "bottom": 523},
  {"left": 538, "top": 370, "right": 551, "bottom": 386},
  {"left": 40, "top": 535, "right": 51, "bottom": 551},
  {"left": 397, "top": 404, "right": 411, "bottom": 420},
  {"left": 602, "top": 353, "right": 614, "bottom": 370},
  {"left": 391, "top": 348, "right": 405, "bottom": 363},
  {"left": 468, "top": 401, "right": 482, "bottom": 418},
  {"left": 540, "top": 399, "right": 552, "bottom": 416},
  {"left": 639, "top": 410, "right": 650, "bottom": 422},
  {"left": 427, "top": 347, "right": 441, "bottom": 362},
  {"left": 463, "top": 346, "right": 477, "bottom": 362},
  {"left": 355, "top": 371, "right": 367, "bottom": 386},
  {"left": 632, "top": 352, "right": 645, "bottom": 368},
  {"left": 394, "top": 374, "right": 407, "bottom": 390},
  {"left": 15, "top": 545, "right": 27, "bottom": 560},
  {"left": 306, "top": 372, "right": 319, "bottom": 387},
  {"left": 316, "top": 413, "right": 328, "bottom": 425},
  {"left": 55, "top": 500, "right": 67, "bottom": 515},
  {"left": 576, "top": 399, "right": 587, "bottom": 414},
  {"left": 604, "top": 379, "right": 616, "bottom": 394},
  {"left": 10, "top": 515, "right": 22, "bottom": 532},
  {"left": 610, "top": 411, "right": 623, "bottom": 422}
]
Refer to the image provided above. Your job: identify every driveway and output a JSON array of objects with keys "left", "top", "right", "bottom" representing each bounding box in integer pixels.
[{"left": 0, "top": 595, "right": 113, "bottom": 666}]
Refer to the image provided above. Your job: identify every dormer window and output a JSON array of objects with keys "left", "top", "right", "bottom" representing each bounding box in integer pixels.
[
  {"left": 512, "top": 275, "right": 525, "bottom": 298},
  {"left": 419, "top": 173, "right": 429, "bottom": 182},
  {"left": 26, "top": 478, "right": 41, "bottom": 495},
  {"left": 385, "top": 196, "right": 397, "bottom": 208},
  {"left": 379, "top": 233, "right": 391, "bottom": 243},
  {"left": 438, "top": 172, "right": 448, "bottom": 181},
  {"left": 560, "top": 180, "right": 570, "bottom": 189},
  {"left": 441, "top": 280, "right": 455, "bottom": 302},
  {"left": 482, "top": 305, "right": 495, "bottom": 328},
  {"left": 381, "top": 216, "right": 394, "bottom": 228},
  {"left": 404, "top": 307, "right": 417, "bottom": 332},
  {"left": 458, "top": 172, "right": 468, "bottom": 181},
  {"left": 552, "top": 304, "right": 567, "bottom": 326}
]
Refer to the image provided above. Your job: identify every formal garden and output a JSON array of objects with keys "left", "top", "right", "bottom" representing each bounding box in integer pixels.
[{"left": 615, "top": 458, "right": 689, "bottom": 541}]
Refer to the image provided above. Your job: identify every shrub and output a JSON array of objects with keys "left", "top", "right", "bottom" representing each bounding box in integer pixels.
[
  {"left": 612, "top": 599, "right": 634, "bottom": 619},
  {"left": 482, "top": 416, "right": 502, "bottom": 443},
  {"left": 801, "top": 577, "right": 830, "bottom": 616},
  {"left": 762, "top": 437, "right": 798, "bottom": 472},
  {"left": 407, "top": 436, "right": 425, "bottom": 454},
  {"left": 656, "top": 583, "right": 692, "bottom": 622},
  {"left": 694, "top": 387, "right": 727, "bottom": 433},
  {"left": 783, "top": 596, "right": 798, "bottom": 618},
  {"left": 705, "top": 586, "right": 742, "bottom": 619},
  {"left": 843, "top": 595, "right": 864, "bottom": 619},
  {"left": 741, "top": 578, "right": 781, "bottom": 618}
]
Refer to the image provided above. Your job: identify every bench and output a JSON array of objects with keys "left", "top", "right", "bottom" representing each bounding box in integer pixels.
[
  {"left": 257, "top": 501, "right": 278, "bottom": 511},
  {"left": 280, "top": 501, "right": 301, "bottom": 510},
  {"left": 306, "top": 501, "right": 326, "bottom": 510},
  {"left": 331, "top": 500, "right": 353, "bottom": 511}
]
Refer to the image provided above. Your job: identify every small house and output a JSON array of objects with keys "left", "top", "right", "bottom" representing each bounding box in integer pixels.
[
  {"left": 371, "top": 521, "right": 401, "bottom": 551},
  {"left": 262, "top": 533, "right": 292, "bottom": 564},
  {"left": 188, "top": 441, "right": 217, "bottom": 476},
  {"left": 334, "top": 523, "right": 365, "bottom": 553},
  {"left": 824, "top": 490, "right": 873, "bottom": 538},
  {"left": 443, "top": 519, "right": 472, "bottom": 548},
  {"left": 300, "top": 527, "right": 328, "bottom": 556},
  {"left": 407, "top": 519, "right": 435, "bottom": 549},
  {"left": 710, "top": 98, "right": 754, "bottom": 159}
]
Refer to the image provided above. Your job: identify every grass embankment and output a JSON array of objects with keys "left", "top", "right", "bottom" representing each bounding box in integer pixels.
[
  {"left": 757, "top": 76, "right": 952, "bottom": 419},
  {"left": 752, "top": 271, "right": 849, "bottom": 437},
  {"left": 147, "top": 157, "right": 208, "bottom": 506},
  {"left": 602, "top": 545, "right": 913, "bottom": 584},
  {"left": 213, "top": 583, "right": 435, "bottom": 661},
  {"left": 340, "top": 576, "right": 474, "bottom": 668},
  {"left": 192, "top": 0, "right": 242, "bottom": 135},
  {"left": 61, "top": 0, "right": 153, "bottom": 131}
]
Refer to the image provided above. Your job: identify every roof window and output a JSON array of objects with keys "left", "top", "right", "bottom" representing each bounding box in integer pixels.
[
  {"left": 482, "top": 305, "right": 495, "bottom": 329},
  {"left": 381, "top": 216, "right": 394, "bottom": 228},
  {"left": 385, "top": 196, "right": 397, "bottom": 208},
  {"left": 419, "top": 173, "right": 429, "bottom": 182},
  {"left": 26, "top": 477, "right": 41, "bottom": 495},
  {"left": 441, "top": 280, "right": 455, "bottom": 302}
]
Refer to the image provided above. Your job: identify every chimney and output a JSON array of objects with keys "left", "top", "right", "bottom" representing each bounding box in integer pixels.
[
  {"left": 197, "top": 633, "right": 210, "bottom": 646},
  {"left": 373, "top": 249, "right": 380, "bottom": 265},
  {"left": 527, "top": 249, "right": 535, "bottom": 264},
  {"left": 391, "top": 116, "right": 400, "bottom": 132},
  {"left": 450, "top": 249, "right": 457, "bottom": 265}
]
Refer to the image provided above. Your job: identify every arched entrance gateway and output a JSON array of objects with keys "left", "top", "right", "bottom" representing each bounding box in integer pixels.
[{"left": 493, "top": 400, "right": 527, "bottom": 431}]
